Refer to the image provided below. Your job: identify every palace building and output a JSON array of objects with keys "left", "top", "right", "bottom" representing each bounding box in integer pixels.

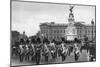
[{"left": 39, "top": 6, "right": 96, "bottom": 41}]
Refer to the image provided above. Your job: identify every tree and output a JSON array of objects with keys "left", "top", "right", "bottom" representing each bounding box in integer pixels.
[
  {"left": 11, "top": 30, "right": 20, "bottom": 46},
  {"left": 11, "top": 30, "right": 20, "bottom": 41}
]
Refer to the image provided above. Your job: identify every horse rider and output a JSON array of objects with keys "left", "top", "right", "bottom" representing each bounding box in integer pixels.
[
  {"left": 19, "top": 41, "right": 25, "bottom": 62},
  {"left": 43, "top": 42, "right": 50, "bottom": 62},
  {"left": 35, "top": 37, "right": 42, "bottom": 65},
  {"left": 60, "top": 41, "right": 68, "bottom": 61},
  {"left": 74, "top": 42, "right": 80, "bottom": 61},
  {"left": 49, "top": 40, "right": 57, "bottom": 59}
]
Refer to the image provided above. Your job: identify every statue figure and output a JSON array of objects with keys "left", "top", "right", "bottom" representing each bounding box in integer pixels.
[
  {"left": 68, "top": 6, "right": 75, "bottom": 22},
  {"left": 70, "top": 6, "right": 74, "bottom": 13}
]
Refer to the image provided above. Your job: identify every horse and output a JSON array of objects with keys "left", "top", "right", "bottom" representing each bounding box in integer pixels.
[
  {"left": 74, "top": 48, "right": 80, "bottom": 61},
  {"left": 42, "top": 43, "right": 50, "bottom": 62},
  {"left": 12, "top": 45, "right": 18, "bottom": 57},
  {"left": 60, "top": 43, "right": 69, "bottom": 61},
  {"left": 73, "top": 43, "right": 81, "bottom": 61},
  {"left": 88, "top": 44, "right": 96, "bottom": 61},
  {"left": 18, "top": 44, "right": 26, "bottom": 62},
  {"left": 30, "top": 43, "right": 36, "bottom": 62},
  {"left": 48, "top": 42, "right": 57, "bottom": 59},
  {"left": 24, "top": 44, "right": 32, "bottom": 61},
  {"left": 11, "top": 41, "right": 20, "bottom": 57},
  {"left": 34, "top": 44, "right": 42, "bottom": 65},
  {"left": 68, "top": 45, "right": 74, "bottom": 56}
]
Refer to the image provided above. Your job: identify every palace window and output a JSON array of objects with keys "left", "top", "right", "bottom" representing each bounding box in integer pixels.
[
  {"left": 80, "top": 31, "right": 81, "bottom": 33},
  {"left": 88, "top": 30, "right": 90, "bottom": 33},
  {"left": 64, "top": 30, "right": 65, "bottom": 33},
  {"left": 54, "top": 30, "right": 56, "bottom": 33},
  {"left": 57, "top": 30, "right": 59, "bottom": 33}
]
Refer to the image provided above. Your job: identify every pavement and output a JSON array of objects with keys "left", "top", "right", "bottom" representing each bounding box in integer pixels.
[{"left": 11, "top": 50, "right": 89, "bottom": 66}]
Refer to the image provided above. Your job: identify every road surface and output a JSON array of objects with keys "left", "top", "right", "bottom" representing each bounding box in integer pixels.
[{"left": 11, "top": 50, "right": 89, "bottom": 66}]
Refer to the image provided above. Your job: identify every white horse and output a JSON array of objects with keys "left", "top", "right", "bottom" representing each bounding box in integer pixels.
[
  {"left": 73, "top": 43, "right": 81, "bottom": 61},
  {"left": 61, "top": 43, "right": 69, "bottom": 56},
  {"left": 19, "top": 44, "right": 24, "bottom": 55}
]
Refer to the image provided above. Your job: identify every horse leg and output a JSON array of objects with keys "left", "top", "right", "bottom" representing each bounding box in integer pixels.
[
  {"left": 45, "top": 54, "right": 48, "bottom": 62},
  {"left": 68, "top": 50, "right": 70, "bottom": 56},
  {"left": 19, "top": 54, "right": 23, "bottom": 62},
  {"left": 61, "top": 54, "right": 65, "bottom": 61},
  {"left": 27, "top": 54, "right": 29, "bottom": 61},
  {"left": 74, "top": 53, "right": 79, "bottom": 61}
]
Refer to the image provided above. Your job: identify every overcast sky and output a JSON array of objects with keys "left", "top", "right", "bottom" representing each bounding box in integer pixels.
[{"left": 11, "top": 1, "right": 95, "bottom": 36}]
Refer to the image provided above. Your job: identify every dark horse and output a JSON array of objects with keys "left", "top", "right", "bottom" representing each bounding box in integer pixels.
[
  {"left": 11, "top": 41, "right": 20, "bottom": 57},
  {"left": 80, "top": 43, "right": 89, "bottom": 53}
]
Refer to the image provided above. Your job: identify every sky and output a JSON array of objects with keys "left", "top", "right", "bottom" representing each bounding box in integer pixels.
[{"left": 11, "top": 1, "right": 95, "bottom": 36}]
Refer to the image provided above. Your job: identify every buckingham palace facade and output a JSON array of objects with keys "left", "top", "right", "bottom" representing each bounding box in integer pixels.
[
  {"left": 39, "top": 22, "right": 95, "bottom": 41},
  {"left": 39, "top": 6, "right": 96, "bottom": 41}
]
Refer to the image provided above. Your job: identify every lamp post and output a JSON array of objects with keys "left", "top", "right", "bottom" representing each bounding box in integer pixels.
[{"left": 91, "top": 19, "right": 94, "bottom": 42}]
